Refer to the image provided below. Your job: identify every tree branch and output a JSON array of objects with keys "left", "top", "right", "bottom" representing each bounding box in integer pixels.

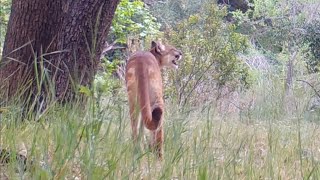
[{"left": 296, "top": 79, "right": 320, "bottom": 98}]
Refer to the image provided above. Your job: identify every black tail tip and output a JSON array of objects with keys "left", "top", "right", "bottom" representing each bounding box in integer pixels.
[{"left": 152, "top": 107, "right": 162, "bottom": 122}]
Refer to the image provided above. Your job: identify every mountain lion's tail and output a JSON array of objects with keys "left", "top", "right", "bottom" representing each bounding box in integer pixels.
[{"left": 137, "top": 64, "right": 162, "bottom": 131}]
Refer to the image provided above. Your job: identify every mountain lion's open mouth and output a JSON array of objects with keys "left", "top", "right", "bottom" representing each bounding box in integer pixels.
[{"left": 172, "top": 60, "right": 177, "bottom": 65}]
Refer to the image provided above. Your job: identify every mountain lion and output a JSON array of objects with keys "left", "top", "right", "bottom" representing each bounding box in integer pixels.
[{"left": 125, "top": 41, "right": 182, "bottom": 159}]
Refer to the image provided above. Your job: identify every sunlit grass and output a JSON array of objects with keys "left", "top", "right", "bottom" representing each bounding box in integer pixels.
[{"left": 1, "top": 86, "right": 320, "bottom": 179}]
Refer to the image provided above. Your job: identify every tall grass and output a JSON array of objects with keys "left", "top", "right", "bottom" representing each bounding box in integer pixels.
[{"left": 1, "top": 73, "right": 320, "bottom": 179}]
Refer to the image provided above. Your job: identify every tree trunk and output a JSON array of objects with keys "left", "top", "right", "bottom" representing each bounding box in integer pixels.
[
  {"left": 0, "top": 0, "right": 61, "bottom": 100},
  {"left": 0, "top": 0, "right": 120, "bottom": 106},
  {"left": 284, "top": 52, "right": 296, "bottom": 95},
  {"left": 52, "top": 0, "right": 119, "bottom": 102},
  {"left": 284, "top": 50, "right": 297, "bottom": 113}
]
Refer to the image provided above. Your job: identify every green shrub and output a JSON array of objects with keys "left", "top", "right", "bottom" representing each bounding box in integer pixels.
[
  {"left": 304, "top": 20, "right": 320, "bottom": 73},
  {"left": 110, "top": 0, "right": 160, "bottom": 44},
  {"left": 164, "top": 3, "right": 251, "bottom": 108},
  {"left": 150, "top": 0, "right": 210, "bottom": 30}
]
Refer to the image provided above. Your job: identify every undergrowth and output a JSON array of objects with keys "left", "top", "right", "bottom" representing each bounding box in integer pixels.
[{"left": 1, "top": 76, "right": 320, "bottom": 179}]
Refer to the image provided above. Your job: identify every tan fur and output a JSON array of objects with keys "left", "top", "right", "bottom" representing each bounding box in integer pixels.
[{"left": 125, "top": 41, "right": 182, "bottom": 159}]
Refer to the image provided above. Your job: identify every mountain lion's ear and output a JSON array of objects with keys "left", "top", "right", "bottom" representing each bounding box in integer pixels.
[
  {"left": 151, "top": 41, "right": 157, "bottom": 49},
  {"left": 151, "top": 41, "right": 165, "bottom": 53}
]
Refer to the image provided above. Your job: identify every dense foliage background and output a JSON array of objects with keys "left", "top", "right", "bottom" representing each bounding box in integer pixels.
[{"left": 1, "top": 0, "right": 320, "bottom": 179}]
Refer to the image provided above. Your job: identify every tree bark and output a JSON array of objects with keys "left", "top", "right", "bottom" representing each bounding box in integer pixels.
[
  {"left": 52, "top": 0, "right": 120, "bottom": 102},
  {"left": 0, "top": 0, "right": 61, "bottom": 99},
  {"left": 0, "top": 0, "right": 120, "bottom": 106}
]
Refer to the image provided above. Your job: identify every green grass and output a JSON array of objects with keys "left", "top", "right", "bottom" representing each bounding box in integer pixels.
[{"left": 1, "top": 76, "right": 320, "bottom": 179}]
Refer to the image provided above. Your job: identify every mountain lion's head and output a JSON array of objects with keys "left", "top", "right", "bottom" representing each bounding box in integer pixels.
[{"left": 150, "top": 41, "right": 182, "bottom": 69}]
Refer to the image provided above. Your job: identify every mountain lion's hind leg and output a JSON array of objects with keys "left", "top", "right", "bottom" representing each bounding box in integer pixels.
[
  {"left": 128, "top": 97, "right": 139, "bottom": 143},
  {"left": 150, "top": 106, "right": 164, "bottom": 159},
  {"left": 152, "top": 127, "right": 164, "bottom": 159}
]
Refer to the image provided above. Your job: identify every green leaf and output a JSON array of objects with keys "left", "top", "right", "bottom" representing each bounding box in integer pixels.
[{"left": 79, "top": 86, "right": 92, "bottom": 96}]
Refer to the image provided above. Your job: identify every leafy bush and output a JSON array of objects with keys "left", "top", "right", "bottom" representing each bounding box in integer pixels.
[
  {"left": 304, "top": 20, "right": 320, "bottom": 73},
  {"left": 110, "top": 0, "right": 160, "bottom": 44},
  {"left": 150, "top": 0, "right": 210, "bottom": 30},
  {"left": 233, "top": 0, "right": 310, "bottom": 53},
  {"left": 94, "top": 60, "right": 122, "bottom": 97},
  {"left": 164, "top": 3, "right": 251, "bottom": 107}
]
